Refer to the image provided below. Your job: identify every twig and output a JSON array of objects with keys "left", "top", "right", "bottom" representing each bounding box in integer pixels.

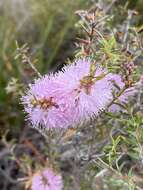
[
  {"left": 104, "top": 0, "right": 118, "bottom": 14},
  {"left": 0, "top": 168, "right": 18, "bottom": 184},
  {"left": 23, "top": 139, "right": 45, "bottom": 165},
  {"left": 15, "top": 43, "right": 42, "bottom": 78},
  {"left": 107, "top": 85, "right": 128, "bottom": 109},
  {"left": 123, "top": 10, "right": 133, "bottom": 46},
  {"left": 134, "top": 29, "right": 143, "bottom": 52},
  {"left": 25, "top": 56, "right": 42, "bottom": 78}
]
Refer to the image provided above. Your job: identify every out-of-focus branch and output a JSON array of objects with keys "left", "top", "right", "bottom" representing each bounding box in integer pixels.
[
  {"left": 123, "top": 10, "right": 133, "bottom": 47},
  {"left": 104, "top": 0, "right": 118, "bottom": 14}
]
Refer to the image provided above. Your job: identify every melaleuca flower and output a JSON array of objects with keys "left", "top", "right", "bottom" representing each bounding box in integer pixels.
[
  {"left": 21, "top": 74, "right": 77, "bottom": 129},
  {"left": 31, "top": 168, "right": 63, "bottom": 190},
  {"left": 22, "top": 58, "right": 114, "bottom": 129},
  {"left": 55, "top": 59, "right": 113, "bottom": 122},
  {"left": 109, "top": 74, "right": 136, "bottom": 112}
]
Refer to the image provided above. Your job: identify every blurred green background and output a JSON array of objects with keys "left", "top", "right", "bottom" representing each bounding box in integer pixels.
[{"left": 0, "top": 0, "right": 90, "bottom": 133}]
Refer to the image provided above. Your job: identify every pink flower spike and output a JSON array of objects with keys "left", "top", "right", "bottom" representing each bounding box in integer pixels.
[
  {"left": 22, "top": 58, "right": 115, "bottom": 129},
  {"left": 55, "top": 58, "right": 113, "bottom": 122},
  {"left": 31, "top": 168, "right": 63, "bottom": 190},
  {"left": 21, "top": 73, "right": 77, "bottom": 129}
]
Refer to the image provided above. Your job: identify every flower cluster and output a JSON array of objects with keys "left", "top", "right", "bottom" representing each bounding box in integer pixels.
[
  {"left": 22, "top": 59, "right": 133, "bottom": 129},
  {"left": 31, "top": 168, "right": 63, "bottom": 190}
]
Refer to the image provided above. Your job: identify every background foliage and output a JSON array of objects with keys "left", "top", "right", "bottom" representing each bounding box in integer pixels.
[{"left": 0, "top": 0, "right": 90, "bottom": 134}]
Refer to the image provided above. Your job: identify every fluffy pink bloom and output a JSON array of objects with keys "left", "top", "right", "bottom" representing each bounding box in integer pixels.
[
  {"left": 31, "top": 168, "right": 63, "bottom": 190},
  {"left": 21, "top": 74, "right": 77, "bottom": 129},
  {"left": 109, "top": 74, "right": 136, "bottom": 112},
  {"left": 22, "top": 58, "right": 114, "bottom": 129},
  {"left": 55, "top": 59, "right": 113, "bottom": 121}
]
